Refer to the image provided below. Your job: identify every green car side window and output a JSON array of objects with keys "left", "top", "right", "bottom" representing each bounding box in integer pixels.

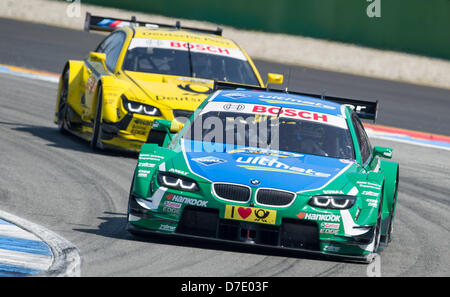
[{"left": 352, "top": 113, "right": 372, "bottom": 164}]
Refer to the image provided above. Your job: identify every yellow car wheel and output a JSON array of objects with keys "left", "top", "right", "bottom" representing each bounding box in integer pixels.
[
  {"left": 57, "top": 68, "right": 70, "bottom": 134},
  {"left": 90, "top": 85, "right": 103, "bottom": 150}
]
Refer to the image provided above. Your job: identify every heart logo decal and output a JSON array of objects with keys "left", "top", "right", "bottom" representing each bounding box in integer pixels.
[
  {"left": 238, "top": 207, "right": 252, "bottom": 219},
  {"left": 296, "top": 212, "right": 306, "bottom": 219}
]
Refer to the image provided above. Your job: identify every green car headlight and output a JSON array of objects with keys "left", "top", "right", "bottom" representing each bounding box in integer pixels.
[
  {"left": 308, "top": 195, "right": 356, "bottom": 210},
  {"left": 157, "top": 171, "right": 199, "bottom": 192}
]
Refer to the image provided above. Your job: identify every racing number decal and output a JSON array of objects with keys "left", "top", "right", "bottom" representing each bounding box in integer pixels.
[
  {"left": 225, "top": 205, "right": 276, "bottom": 225},
  {"left": 86, "top": 75, "right": 97, "bottom": 93}
]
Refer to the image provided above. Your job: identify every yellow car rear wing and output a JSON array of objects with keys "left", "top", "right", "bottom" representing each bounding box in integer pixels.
[{"left": 84, "top": 12, "right": 223, "bottom": 36}]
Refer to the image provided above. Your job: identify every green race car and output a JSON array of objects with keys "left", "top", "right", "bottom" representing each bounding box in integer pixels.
[{"left": 127, "top": 83, "right": 399, "bottom": 263}]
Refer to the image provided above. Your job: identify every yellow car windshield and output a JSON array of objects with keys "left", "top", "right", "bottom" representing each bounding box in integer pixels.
[{"left": 123, "top": 38, "right": 259, "bottom": 85}]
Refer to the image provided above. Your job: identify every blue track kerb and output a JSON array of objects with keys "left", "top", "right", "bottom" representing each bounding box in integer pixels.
[
  {"left": 0, "top": 219, "right": 52, "bottom": 256},
  {"left": 0, "top": 219, "right": 53, "bottom": 276}
]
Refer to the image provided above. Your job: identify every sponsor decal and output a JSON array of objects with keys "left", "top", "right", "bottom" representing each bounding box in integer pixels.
[
  {"left": 156, "top": 94, "right": 204, "bottom": 102},
  {"left": 366, "top": 198, "right": 378, "bottom": 208},
  {"left": 177, "top": 77, "right": 212, "bottom": 84},
  {"left": 323, "top": 245, "right": 341, "bottom": 252},
  {"left": 356, "top": 181, "right": 382, "bottom": 190},
  {"left": 201, "top": 102, "right": 347, "bottom": 129},
  {"left": 222, "top": 93, "right": 252, "bottom": 100},
  {"left": 164, "top": 201, "right": 182, "bottom": 209},
  {"left": 250, "top": 179, "right": 261, "bottom": 185},
  {"left": 86, "top": 75, "right": 97, "bottom": 93},
  {"left": 224, "top": 205, "right": 276, "bottom": 225},
  {"left": 228, "top": 147, "right": 303, "bottom": 158},
  {"left": 362, "top": 190, "right": 379, "bottom": 197},
  {"left": 257, "top": 94, "right": 337, "bottom": 110},
  {"left": 322, "top": 190, "right": 344, "bottom": 194},
  {"left": 236, "top": 156, "right": 331, "bottom": 178},
  {"left": 134, "top": 119, "right": 152, "bottom": 126},
  {"left": 166, "top": 193, "right": 208, "bottom": 207},
  {"left": 139, "top": 154, "right": 164, "bottom": 162},
  {"left": 223, "top": 103, "right": 246, "bottom": 111},
  {"left": 159, "top": 224, "right": 176, "bottom": 232},
  {"left": 171, "top": 41, "right": 232, "bottom": 55},
  {"left": 162, "top": 201, "right": 182, "bottom": 215},
  {"left": 296, "top": 212, "right": 341, "bottom": 222},
  {"left": 252, "top": 105, "right": 329, "bottom": 122},
  {"left": 177, "top": 83, "right": 213, "bottom": 95},
  {"left": 138, "top": 162, "right": 156, "bottom": 168},
  {"left": 168, "top": 168, "right": 189, "bottom": 176},
  {"left": 321, "top": 222, "right": 340, "bottom": 229},
  {"left": 320, "top": 222, "right": 340, "bottom": 234},
  {"left": 128, "top": 38, "right": 247, "bottom": 61},
  {"left": 320, "top": 229, "right": 339, "bottom": 235},
  {"left": 137, "top": 169, "right": 152, "bottom": 178},
  {"left": 192, "top": 156, "right": 227, "bottom": 166},
  {"left": 130, "top": 123, "right": 148, "bottom": 136}
]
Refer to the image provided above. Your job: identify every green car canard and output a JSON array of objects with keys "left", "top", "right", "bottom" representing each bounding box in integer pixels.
[{"left": 127, "top": 83, "right": 399, "bottom": 263}]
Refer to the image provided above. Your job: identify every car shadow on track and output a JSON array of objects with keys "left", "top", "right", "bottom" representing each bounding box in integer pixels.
[
  {"left": 74, "top": 211, "right": 362, "bottom": 265},
  {"left": 10, "top": 123, "right": 138, "bottom": 159}
]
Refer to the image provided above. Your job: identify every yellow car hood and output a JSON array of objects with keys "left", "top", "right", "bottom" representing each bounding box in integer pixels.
[{"left": 124, "top": 71, "right": 214, "bottom": 111}]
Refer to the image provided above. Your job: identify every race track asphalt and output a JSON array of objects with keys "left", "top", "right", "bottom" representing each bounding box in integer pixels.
[{"left": 0, "top": 18, "right": 449, "bottom": 276}]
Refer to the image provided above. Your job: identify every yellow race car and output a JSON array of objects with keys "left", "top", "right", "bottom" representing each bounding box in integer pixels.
[{"left": 55, "top": 13, "right": 283, "bottom": 151}]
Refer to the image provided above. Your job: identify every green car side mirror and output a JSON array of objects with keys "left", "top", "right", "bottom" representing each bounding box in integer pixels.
[
  {"left": 152, "top": 119, "right": 183, "bottom": 133},
  {"left": 373, "top": 146, "right": 393, "bottom": 159},
  {"left": 152, "top": 119, "right": 172, "bottom": 132},
  {"left": 147, "top": 119, "right": 184, "bottom": 146}
]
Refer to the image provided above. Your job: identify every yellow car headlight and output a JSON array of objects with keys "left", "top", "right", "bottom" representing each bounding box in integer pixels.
[{"left": 122, "top": 95, "right": 161, "bottom": 116}]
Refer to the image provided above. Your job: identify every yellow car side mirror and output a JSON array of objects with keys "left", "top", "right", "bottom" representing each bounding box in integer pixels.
[
  {"left": 170, "top": 120, "right": 184, "bottom": 133},
  {"left": 89, "top": 52, "right": 106, "bottom": 63},
  {"left": 89, "top": 52, "right": 107, "bottom": 71},
  {"left": 266, "top": 73, "right": 284, "bottom": 87}
]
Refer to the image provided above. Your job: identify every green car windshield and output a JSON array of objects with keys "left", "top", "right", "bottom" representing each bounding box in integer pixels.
[{"left": 182, "top": 110, "right": 355, "bottom": 160}]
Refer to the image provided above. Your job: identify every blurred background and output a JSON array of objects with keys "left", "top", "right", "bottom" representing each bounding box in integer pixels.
[
  {"left": 80, "top": 0, "right": 450, "bottom": 61},
  {"left": 1, "top": 0, "right": 449, "bottom": 90}
]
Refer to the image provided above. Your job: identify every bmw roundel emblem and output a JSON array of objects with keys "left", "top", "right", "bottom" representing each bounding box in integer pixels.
[{"left": 250, "top": 179, "right": 260, "bottom": 185}]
